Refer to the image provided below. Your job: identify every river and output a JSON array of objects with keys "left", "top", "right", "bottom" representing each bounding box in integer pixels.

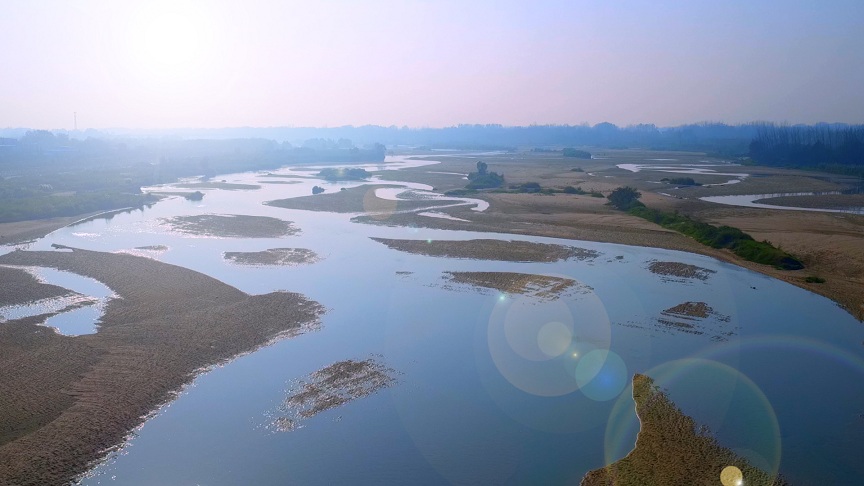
[{"left": 3, "top": 156, "right": 862, "bottom": 485}]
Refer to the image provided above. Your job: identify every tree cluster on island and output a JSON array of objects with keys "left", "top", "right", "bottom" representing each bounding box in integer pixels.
[
  {"left": 661, "top": 177, "right": 701, "bottom": 186},
  {"left": 606, "top": 186, "right": 645, "bottom": 210},
  {"left": 563, "top": 148, "right": 592, "bottom": 159},
  {"left": 465, "top": 161, "right": 505, "bottom": 189}
]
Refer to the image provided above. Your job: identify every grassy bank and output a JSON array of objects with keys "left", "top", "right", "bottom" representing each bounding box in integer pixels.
[
  {"left": 628, "top": 206, "right": 804, "bottom": 270},
  {"left": 581, "top": 374, "right": 786, "bottom": 485}
]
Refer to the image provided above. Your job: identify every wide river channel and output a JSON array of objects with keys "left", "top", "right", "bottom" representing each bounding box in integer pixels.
[{"left": 3, "top": 156, "right": 863, "bottom": 485}]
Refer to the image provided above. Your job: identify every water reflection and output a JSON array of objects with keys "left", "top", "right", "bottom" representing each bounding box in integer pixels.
[{"left": 7, "top": 155, "right": 856, "bottom": 485}]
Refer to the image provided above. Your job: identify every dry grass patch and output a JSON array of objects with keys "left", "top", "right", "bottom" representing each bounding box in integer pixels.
[
  {"left": 581, "top": 374, "right": 786, "bottom": 486},
  {"left": 754, "top": 193, "right": 864, "bottom": 210}
]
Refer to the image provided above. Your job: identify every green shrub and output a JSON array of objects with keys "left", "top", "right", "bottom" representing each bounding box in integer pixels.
[
  {"left": 563, "top": 148, "right": 592, "bottom": 159},
  {"left": 628, "top": 206, "right": 804, "bottom": 270}
]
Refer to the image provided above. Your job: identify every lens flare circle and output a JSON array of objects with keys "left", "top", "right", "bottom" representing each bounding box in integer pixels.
[
  {"left": 720, "top": 465, "right": 744, "bottom": 486},
  {"left": 573, "top": 349, "right": 628, "bottom": 402},
  {"left": 487, "top": 287, "right": 611, "bottom": 397},
  {"left": 603, "top": 358, "right": 781, "bottom": 480},
  {"left": 537, "top": 321, "right": 572, "bottom": 358}
]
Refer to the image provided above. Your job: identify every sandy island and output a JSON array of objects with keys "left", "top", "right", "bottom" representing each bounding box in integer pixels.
[
  {"left": 443, "top": 271, "right": 585, "bottom": 300},
  {"left": 172, "top": 182, "right": 262, "bottom": 190},
  {"left": 344, "top": 151, "right": 864, "bottom": 320},
  {"left": 273, "top": 357, "right": 397, "bottom": 431},
  {"left": 581, "top": 374, "right": 786, "bottom": 486},
  {"left": 160, "top": 214, "right": 300, "bottom": 238},
  {"left": 0, "top": 265, "right": 78, "bottom": 307},
  {"left": 265, "top": 184, "right": 463, "bottom": 214},
  {"left": 647, "top": 261, "right": 716, "bottom": 281},
  {"left": 754, "top": 193, "right": 864, "bottom": 211},
  {"left": 224, "top": 247, "right": 321, "bottom": 266},
  {"left": 0, "top": 247, "right": 323, "bottom": 486},
  {"left": 371, "top": 237, "right": 599, "bottom": 262}
]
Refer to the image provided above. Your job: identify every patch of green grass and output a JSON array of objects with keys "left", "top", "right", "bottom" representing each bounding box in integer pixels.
[{"left": 628, "top": 206, "right": 804, "bottom": 270}]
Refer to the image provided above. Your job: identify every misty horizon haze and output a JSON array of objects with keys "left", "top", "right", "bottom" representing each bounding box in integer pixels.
[{"left": 2, "top": 1, "right": 863, "bottom": 130}]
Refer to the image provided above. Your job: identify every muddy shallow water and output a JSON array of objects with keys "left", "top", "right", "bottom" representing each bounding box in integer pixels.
[{"left": 3, "top": 156, "right": 862, "bottom": 485}]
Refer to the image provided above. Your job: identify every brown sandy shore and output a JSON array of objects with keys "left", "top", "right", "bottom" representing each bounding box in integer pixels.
[
  {"left": 224, "top": 247, "right": 321, "bottom": 266},
  {"left": 581, "top": 374, "right": 786, "bottom": 486},
  {"left": 372, "top": 237, "right": 599, "bottom": 262},
  {"left": 443, "top": 271, "right": 582, "bottom": 300},
  {"left": 0, "top": 214, "right": 102, "bottom": 246},
  {"left": 265, "top": 184, "right": 464, "bottom": 214},
  {"left": 370, "top": 151, "right": 864, "bottom": 320},
  {"left": 0, "top": 247, "right": 323, "bottom": 486},
  {"left": 273, "top": 357, "right": 397, "bottom": 432},
  {"left": 754, "top": 193, "right": 864, "bottom": 210},
  {"left": 0, "top": 265, "right": 75, "bottom": 307}
]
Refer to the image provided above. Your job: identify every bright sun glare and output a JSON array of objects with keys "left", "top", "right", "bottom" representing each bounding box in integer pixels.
[{"left": 130, "top": 5, "right": 212, "bottom": 84}]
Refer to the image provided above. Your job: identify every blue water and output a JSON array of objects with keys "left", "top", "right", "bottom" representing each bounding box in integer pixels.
[
  {"left": 3, "top": 157, "right": 861, "bottom": 485},
  {"left": 0, "top": 266, "right": 114, "bottom": 335}
]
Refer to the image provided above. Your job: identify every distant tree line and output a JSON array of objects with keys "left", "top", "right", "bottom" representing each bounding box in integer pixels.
[
  {"left": 0, "top": 131, "right": 386, "bottom": 223},
  {"left": 749, "top": 124, "right": 864, "bottom": 170},
  {"left": 2, "top": 123, "right": 772, "bottom": 155},
  {"left": 8, "top": 123, "right": 864, "bottom": 161}
]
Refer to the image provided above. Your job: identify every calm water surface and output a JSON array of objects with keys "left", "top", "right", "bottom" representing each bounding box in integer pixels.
[{"left": 3, "top": 157, "right": 862, "bottom": 485}]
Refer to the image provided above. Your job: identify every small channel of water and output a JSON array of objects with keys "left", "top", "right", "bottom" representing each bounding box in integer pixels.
[
  {"left": 700, "top": 191, "right": 864, "bottom": 214},
  {"left": 3, "top": 155, "right": 862, "bottom": 485}
]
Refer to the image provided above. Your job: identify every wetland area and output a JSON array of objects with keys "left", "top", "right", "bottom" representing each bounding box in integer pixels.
[{"left": 1, "top": 151, "right": 863, "bottom": 485}]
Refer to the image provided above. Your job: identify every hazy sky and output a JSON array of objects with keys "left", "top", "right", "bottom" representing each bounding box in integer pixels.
[{"left": 2, "top": 0, "right": 863, "bottom": 130}]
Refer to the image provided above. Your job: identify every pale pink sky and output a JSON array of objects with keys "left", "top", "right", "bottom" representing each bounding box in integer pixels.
[{"left": 1, "top": 0, "right": 862, "bottom": 130}]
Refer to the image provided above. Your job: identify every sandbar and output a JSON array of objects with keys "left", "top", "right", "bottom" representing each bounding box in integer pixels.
[
  {"left": 173, "top": 182, "right": 261, "bottom": 190},
  {"left": 371, "top": 237, "right": 599, "bottom": 262},
  {"left": 224, "top": 248, "right": 320, "bottom": 266},
  {"left": 266, "top": 184, "right": 461, "bottom": 214},
  {"left": 274, "top": 357, "right": 396, "bottom": 428},
  {"left": 0, "top": 265, "right": 75, "bottom": 307},
  {"left": 648, "top": 261, "right": 716, "bottom": 281},
  {"left": 443, "top": 271, "right": 584, "bottom": 300},
  {"left": 581, "top": 374, "right": 786, "bottom": 486},
  {"left": 0, "top": 247, "right": 323, "bottom": 485},
  {"left": 160, "top": 214, "right": 299, "bottom": 238}
]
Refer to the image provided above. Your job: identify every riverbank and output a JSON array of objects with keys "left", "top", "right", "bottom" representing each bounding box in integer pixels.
[
  {"left": 0, "top": 214, "right": 96, "bottom": 246},
  {"left": 4, "top": 151, "right": 862, "bottom": 321},
  {"left": 580, "top": 374, "right": 785, "bottom": 485},
  {"left": 0, "top": 247, "right": 323, "bottom": 485},
  {"left": 348, "top": 152, "right": 864, "bottom": 320}
]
